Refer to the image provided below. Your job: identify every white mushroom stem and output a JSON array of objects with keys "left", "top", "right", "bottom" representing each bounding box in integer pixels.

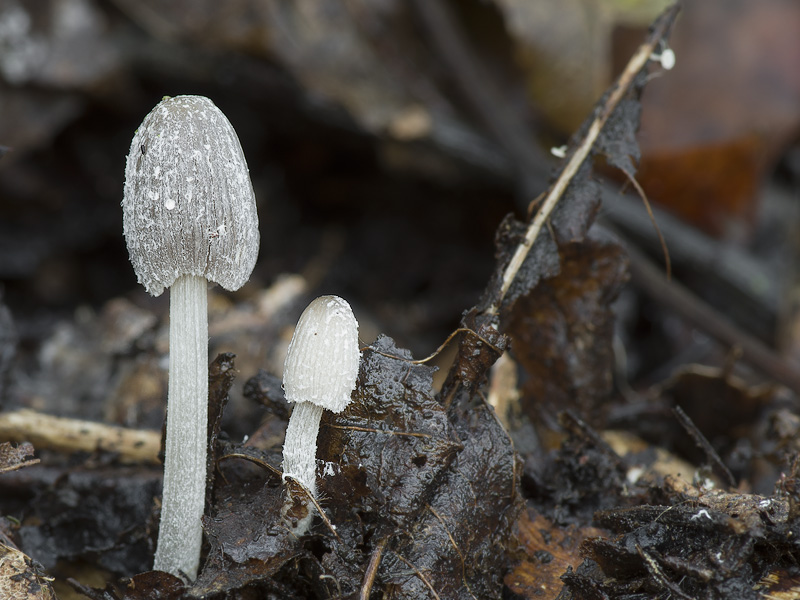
[
  {"left": 154, "top": 274, "right": 208, "bottom": 580},
  {"left": 282, "top": 401, "right": 324, "bottom": 498},
  {"left": 280, "top": 295, "right": 360, "bottom": 536}
]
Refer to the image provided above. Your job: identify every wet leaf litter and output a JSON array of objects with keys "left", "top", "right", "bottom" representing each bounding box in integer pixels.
[{"left": 3, "top": 3, "right": 800, "bottom": 600}]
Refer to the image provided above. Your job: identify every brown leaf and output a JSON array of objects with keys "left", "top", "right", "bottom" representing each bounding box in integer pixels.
[
  {"left": 0, "top": 441, "right": 38, "bottom": 474},
  {"left": 505, "top": 509, "right": 606, "bottom": 600},
  {"left": 508, "top": 234, "right": 629, "bottom": 427},
  {"left": 636, "top": 0, "right": 800, "bottom": 237},
  {"left": 190, "top": 483, "right": 298, "bottom": 597},
  {"left": 378, "top": 397, "right": 521, "bottom": 599},
  {"left": 318, "top": 335, "right": 462, "bottom": 531},
  {"left": 0, "top": 543, "right": 55, "bottom": 600}
]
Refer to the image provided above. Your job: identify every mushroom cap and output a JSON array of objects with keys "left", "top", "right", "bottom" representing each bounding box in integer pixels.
[
  {"left": 283, "top": 295, "right": 360, "bottom": 413},
  {"left": 122, "top": 95, "right": 259, "bottom": 296}
]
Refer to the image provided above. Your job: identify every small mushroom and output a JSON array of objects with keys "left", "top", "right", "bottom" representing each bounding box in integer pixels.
[
  {"left": 122, "top": 95, "right": 259, "bottom": 579},
  {"left": 281, "top": 295, "right": 360, "bottom": 533}
]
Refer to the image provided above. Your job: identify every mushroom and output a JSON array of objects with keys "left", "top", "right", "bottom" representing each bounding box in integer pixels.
[
  {"left": 281, "top": 295, "right": 360, "bottom": 533},
  {"left": 122, "top": 95, "right": 259, "bottom": 579}
]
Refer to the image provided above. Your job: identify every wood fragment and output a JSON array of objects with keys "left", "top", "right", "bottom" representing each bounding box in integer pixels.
[
  {"left": 0, "top": 409, "right": 161, "bottom": 464},
  {"left": 360, "top": 536, "right": 388, "bottom": 600}
]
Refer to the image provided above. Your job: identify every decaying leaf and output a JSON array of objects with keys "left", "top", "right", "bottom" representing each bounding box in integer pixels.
[
  {"left": 378, "top": 398, "right": 520, "bottom": 599},
  {"left": 508, "top": 235, "right": 630, "bottom": 428},
  {"left": 319, "top": 335, "right": 462, "bottom": 531},
  {"left": 505, "top": 509, "right": 607, "bottom": 600},
  {"left": 69, "top": 570, "right": 186, "bottom": 600},
  {"left": 190, "top": 482, "right": 298, "bottom": 597},
  {"left": 0, "top": 543, "right": 56, "bottom": 600},
  {"left": 0, "top": 441, "right": 38, "bottom": 474},
  {"left": 566, "top": 480, "right": 798, "bottom": 599},
  {"left": 318, "top": 334, "right": 520, "bottom": 598}
]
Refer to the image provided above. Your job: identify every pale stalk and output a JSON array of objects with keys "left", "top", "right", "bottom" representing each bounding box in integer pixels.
[
  {"left": 282, "top": 401, "right": 323, "bottom": 497},
  {"left": 154, "top": 274, "right": 208, "bottom": 580}
]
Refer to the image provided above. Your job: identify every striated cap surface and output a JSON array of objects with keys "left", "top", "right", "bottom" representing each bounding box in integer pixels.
[
  {"left": 283, "top": 295, "right": 360, "bottom": 413},
  {"left": 122, "top": 95, "right": 259, "bottom": 296}
]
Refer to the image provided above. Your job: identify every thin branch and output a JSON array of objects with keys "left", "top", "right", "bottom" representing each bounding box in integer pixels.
[
  {"left": 409, "top": 0, "right": 549, "bottom": 198},
  {"left": 621, "top": 170, "right": 672, "bottom": 280},
  {"left": 325, "top": 424, "right": 432, "bottom": 439},
  {"left": 426, "top": 505, "right": 477, "bottom": 600},
  {"left": 490, "top": 5, "right": 681, "bottom": 313},
  {"left": 636, "top": 544, "right": 696, "bottom": 600},
  {"left": 390, "top": 551, "right": 442, "bottom": 600},
  {"left": 284, "top": 475, "right": 340, "bottom": 541},
  {"left": 362, "top": 327, "right": 504, "bottom": 366},
  {"left": 0, "top": 458, "right": 40, "bottom": 475},
  {"left": 672, "top": 405, "right": 736, "bottom": 488},
  {"left": 360, "top": 536, "right": 388, "bottom": 600},
  {"left": 626, "top": 241, "right": 800, "bottom": 396},
  {"left": 216, "top": 451, "right": 283, "bottom": 479}
]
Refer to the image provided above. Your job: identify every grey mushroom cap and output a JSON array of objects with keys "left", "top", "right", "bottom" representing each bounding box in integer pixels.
[
  {"left": 283, "top": 295, "right": 360, "bottom": 414},
  {"left": 122, "top": 95, "right": 259, "bottom": 296}
]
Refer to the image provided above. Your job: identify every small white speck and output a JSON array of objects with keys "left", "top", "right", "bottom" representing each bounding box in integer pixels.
[
  {"left": 551, "top": 145, "right": 567, "bottom": 158},
  {"left": 626, "top": 467, "right": 644, "bottom": 485},
  {"left": 164, "top": 198, "right": 175, "bottom": 210},
  {"left": 691, "top": 509, "right": 711, "bottom": 521},
  {"left": 650, "top": 48, "right": 675, "bottom": 70},
  {"left": 758, "top": 499, "right": 772, "bottom": 508}
]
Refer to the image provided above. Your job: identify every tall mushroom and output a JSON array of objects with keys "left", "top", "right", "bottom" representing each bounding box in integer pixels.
[
  {"left": 281, "top": 295, "right": 360, "bottom": 533},
  {"left": 122, "top": 95, "right": 259, "bottom": 579}
]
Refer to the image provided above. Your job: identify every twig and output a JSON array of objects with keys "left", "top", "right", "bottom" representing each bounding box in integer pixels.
[
  {"left": 284, "top": 475, "right": 341, "bottom": 541},
  {"left": 600, "top": 183, "right": 778, "bottom": 330},
  {"left": 0, "top": 408, "right": 161, "bottom": 464},
  {"left": 488, "top": 5, "right": 680, "bottom": 313},
  {"left": 390, "top": 551, "right": 442, "bottom": 600},
  {"left": 672, "top": 405, "right": 736, "bottom": 488},
  {"left": 620, "top": 170, "right": 672, "bottom": 280},
  {"left": 0, "top": 457, "right": 39, "bottom": 475},
  {"left": 625, "top": 242, "right": 800, "bottom": 396},
  {"left": 216, "top": 451, "right": 283, "bottom": 479},
  {"left": 635, "top": 544, "right": 695, "bottom": 600},
  {"left": 363, "top": 327, "right": 504, "bottom": 366},
  {"left": 426, "top": 504, "right": 477, "bottom": 600},
  {"left": 325, "top": 424, "right": 432, "bottom": 439},
  {"left": 360, "top": 536, "right": 388, "bottom": 600}
]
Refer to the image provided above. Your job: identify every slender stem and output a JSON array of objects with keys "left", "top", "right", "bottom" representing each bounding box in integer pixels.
[
  {"left": 282, "top": 401, "right": 323, "bottom": 497},
  {"left": 154, "top": 274, "right": 208, "bottom": 580}
]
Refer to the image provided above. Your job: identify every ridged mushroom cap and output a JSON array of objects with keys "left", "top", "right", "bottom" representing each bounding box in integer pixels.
[
  {"left": 283, "top": 296, "right": 360, "bottom": 413},
  {"left": 122, "top": 95, "right": 259, "bottom": 296}
]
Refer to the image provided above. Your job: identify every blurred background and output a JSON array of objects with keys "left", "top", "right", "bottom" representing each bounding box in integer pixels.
[{"left": 1, "top": 0, "right": 799, "bottom": 429}]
